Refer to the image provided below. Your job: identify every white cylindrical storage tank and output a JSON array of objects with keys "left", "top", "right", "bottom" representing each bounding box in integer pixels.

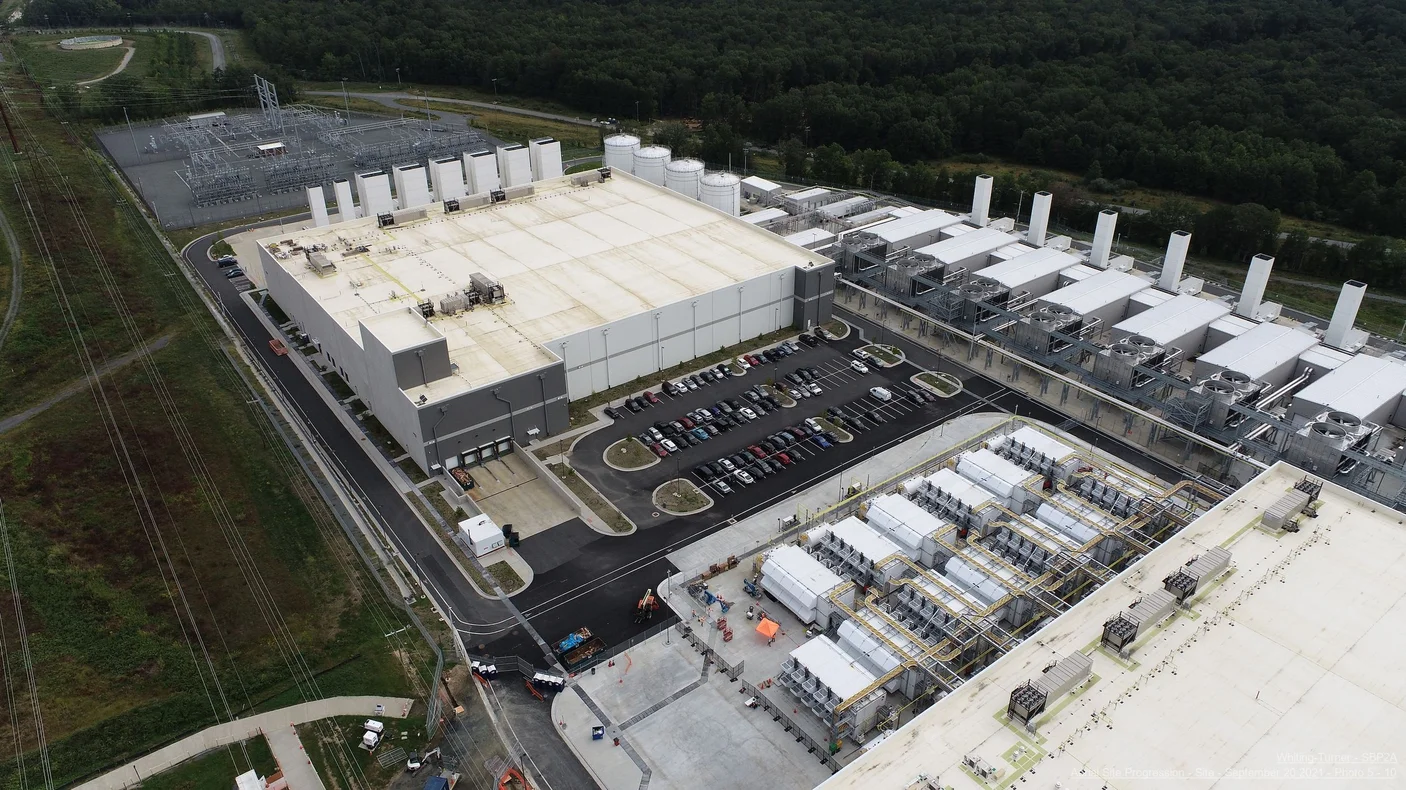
[
  {"left": 664, "top": 158, "right": 705, "bottom": 200},
  {"left": 632, "top": 145, "right": 671, "bottom": 185},
  {"left": 603, "top": 134, "right": 641, "bottom": 173},
  {"left": 699, "top": 172, "right": 741, "bottom": 216}
]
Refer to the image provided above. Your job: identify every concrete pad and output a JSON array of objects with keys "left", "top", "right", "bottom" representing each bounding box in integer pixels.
[
  {"left": 553, "top": 688, "right": 643, "bottom": 789},
  {"left": 267, "top": 724, "right": 325, "bottom": 790},
  {"left": 578, "top": 637, "right": 702, "bottom": 725},
  {"left": 475, "top": 476, "right": 577, "bottom": 539},
  {"left": 629, "top": 680, "right": 832, "bottom": 790}
]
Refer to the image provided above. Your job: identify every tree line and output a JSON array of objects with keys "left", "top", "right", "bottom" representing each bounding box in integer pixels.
[{"left": 17, "top": 0, "right": 1406, "bottom": 258}]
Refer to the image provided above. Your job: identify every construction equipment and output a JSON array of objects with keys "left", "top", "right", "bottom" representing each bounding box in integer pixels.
[
  {"left": 633, "top": 588, "right": 660, "bottom": 623},
  {"left": 743, "top": 577, "right": 762, "bottom": 599}
]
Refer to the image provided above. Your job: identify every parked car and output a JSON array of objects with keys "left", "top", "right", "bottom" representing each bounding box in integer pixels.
[
  {"left": 748, "top": 445, "right": 766, "bottom": 459},
  {"left": 807, "top": 383, "right": 822, "bottom": 396},
  {"left": 684, "top": 378, "right": 699, "bottom": 391},
  {"left": 649, "top": 427, "right": 665, "bottom": 441},
  {"left": 692, "top": 427, "right": 710, "bottom": 441},
  {"left": 651, "top": 443, "right": 668, "bottom": 457},
  {"left": 216, "top": 257, "right": 239, "bottom": 268},
  {"left": 867, "top": 409, "right": 885, "bottom": 423},
  {"left": 695, "top": 464, "right": 714, "bottom": 479},
  {"left": 719, "top": 458, "right": 736, "bottom": 472},
  {"left": 604, "top": 406, "right": 622, "bottom": 420},
  {"left": 736, "top": 357, "right": 750, "bottom": 370},
  {"left": 715, "top": 479, "right": 734, "bottom": 495},
  {"left": 870, "top": 386, "right": 893, "bottom": 401},
  {"left": 815, "top": 437, "right": 832, "bottom": 449},
  {"left": 735, "top": 470, "right": 755, "bottom": 485},
  {"left": 632, "top": 396, "right": 649, "bottom": 410},
  {"left": 777, "top": 453, "right": 793, "bottom": 465},
  {"left": 644, "top": 390, "right": 661, "bottom": 404},
  {"left": 805, "top": 418, "right": 823, "bottom": 432},
  {"left": 626, "top": 399, "right": 643, "bottom": 413},
  {"left": 704, "top": 424, "right": 720, "bottom": 437},
  {"left": 765, "top": 458, "right": 782, "bottom": 473},
  {"left": 680, "top": 416, "right": 695, "bottom": 429},
  {"left": 682, "top": 433, "right": 700, "bottom": 447},
  {"left": 740, "top": 407, "right": 758, "bottom": 420},
  {"left": 850, "top": 360, "right": 870, "bottom": 374},
  {"left": 224, "top": 268, "right": 244, "bottom": 278},
  {"left": 815, "top": 327, "right": 833, "bottom": 340},
  {"left": 799, "top": 333, "right": 819, "bottom": 346},
  {"left": 787, "top": 387, "right": 806, "bottom": 401}
]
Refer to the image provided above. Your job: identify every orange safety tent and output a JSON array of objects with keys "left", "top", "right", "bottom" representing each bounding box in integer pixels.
[{"left": 756, "top": 618, "right": 780, "bottom": 638}]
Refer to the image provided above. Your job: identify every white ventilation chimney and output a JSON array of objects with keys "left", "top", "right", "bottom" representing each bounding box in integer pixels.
[
  {"left": 1159, "top": 230, "right": 1191, "bottom": 291},
  {"left": 333, "top": 179, "right": 357, "bottom": 221},
  {"left": 1090, "top": 209, "right": 1118, "bottom": 269},
  {"left": 1325, "top": 280, "right": 1368, "bottom": 348},
  {"left": 306, "top": 185, "right": 330, "bottom": 227},
  {"left": 1027, "top": 191, "right": 1052, "bottom": 246},
  {"left": 971, "top": 174, "right": 993, "bottom": 227},
  {"left": 1236, "top": 254, "right": 1274, "bottom": 319}
]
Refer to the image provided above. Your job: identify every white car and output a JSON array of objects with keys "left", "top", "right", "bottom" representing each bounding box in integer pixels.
[
  {"left": 735, "top": 470, "right": 755, "bottom": 485},
  {"left": 684, "top": 378, "right": 699, "bottom": 390},
  {"left": 736, "top": 357, "right": 750, "bottom": 370},
  {"left": 851, "top": 360, "right": 870, "bottom": 374},
  {"left": 719, "top": 458, "right": 736, "bottom": 472},
  {"left": 870, "top": 386, "right": 892, "bottom": 401},
  {"left": 662, "top": 438, "right": 680, "bottom": 452},
  {"left": 740, "top": 407, "right": 758, "bottom": 420},
  {"left": 805, "top": 418, "right": 823, "bottom": 432},
  {"left": 788, "top": 387, "right": 806, "bottom": 400},
  {"left": 807, "top": 383, "right": 822, "bottom": 396},
  {"left": 715, "top": 479, "right": 734, "bottom": 495}
]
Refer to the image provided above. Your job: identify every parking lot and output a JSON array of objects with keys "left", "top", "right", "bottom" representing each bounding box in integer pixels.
[{"left": 571, "top": 332, "right": 969, "bottom": 525}]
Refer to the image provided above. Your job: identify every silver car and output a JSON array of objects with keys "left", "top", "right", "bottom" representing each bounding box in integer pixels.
[{"left": 735, "top": 470, "right": 755, "bottom": 485}]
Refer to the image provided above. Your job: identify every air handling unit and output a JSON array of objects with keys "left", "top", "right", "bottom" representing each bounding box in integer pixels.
[
  {"left": 1006, "top": 652, "right": 1092, "bottom": 728},
  {"left": 1100, "top": 588, "right": 1176, "bottom": 655},
  {"left": 1162, "top": 547, "right": 1232, "bottom": 604}
]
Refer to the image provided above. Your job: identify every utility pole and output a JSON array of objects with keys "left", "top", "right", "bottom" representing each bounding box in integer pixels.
[
  {"left": 491, "top": 78, "right": 499, "bottom": 99},
  {"left": 123, "top": 106, "right": 138, "bottom": 156},
  {"left": 340, "top": 79, "right": 350, "bottom": 121}
]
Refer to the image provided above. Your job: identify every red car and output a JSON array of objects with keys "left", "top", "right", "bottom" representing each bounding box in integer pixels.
[
  {"left": 644, "top": 390, "right": 661, "bottom": 404},
  {"left": 680, "top": 416, "right": 695, "bottom": 429},
  {"left": 748, "top": 354, "right": 764, "bottom": 366},
  {"left": 651, "top": 442, "right": 668, "bottom": 457},
  {"left": 747, "top": 445, "right": 766, "bottom": 459},
  {"left": 777, "top": 453, "right": 793, "bottom": 465}
]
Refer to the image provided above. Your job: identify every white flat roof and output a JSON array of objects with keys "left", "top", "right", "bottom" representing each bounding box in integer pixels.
[
  {"left": 1041, "top": 269, "right": 1150, "bottom": 316},
  {"left": 976, "top": 247, "right": 1081, "bottom": 289},
  {"left": 914, "top": 226, "right": 1018, "bottom": 266},
  {"left": 924, "top": 467, "right": 995, "bottom": 510},
  {"left": 784, "top": 228, "right": 836, "bottom": 246},
  {"left": 829, "top": 516, "right": 905, "bottom": 564},
  {"left": 1299, "top": 344, "right": 1353, "bottom": 372},
  {"left": 1198, "top": 322, "right": 1320, "bottom": 380},
  {"left": 740, "top": 175, "right": 783, "bottom": 193},
  {"left": 764, "top": 544, "right": 845, "bottom": 599},
  {"left": 789, "top": 637, "right": 877, "bottom": 700},
  {"left": 1209, "top": 313, "right": 1257, "bottom": 339},
  {"left": 822, "top": 462, "right": 1406, "bottom": 790},
  {"left": 1292, "top": 352, "right": 1406, "bottom": 419},
  {"left": 261, "top": 173, "right": 828, "bottom": 397},
  {"left": 1113, "top": 293, "right": 1231, "bottom": 346},
  {"left": 785, "top": 186, "right": 832, "bottom": 202},
  {"left": 996, "top": 425, "right": 1076, "bottom": 461},
  {"left": 869, "top": 209, "right": 962, "bottom": 246},
  {"left": 740, "top": 207, "right": 789, "bottom": 225}
]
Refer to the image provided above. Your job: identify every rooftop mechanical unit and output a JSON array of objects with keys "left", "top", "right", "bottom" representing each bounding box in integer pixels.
[
  {"left": 1010, "top": 304, "right": 1082, "bottom": 356},
  {"left": 1091, "top": 335, "right": 1166, "bottom": 390},
  {"left": 1284, "top": 411, "right": 1377, "bottom": 476},
  {"left": 839, "top": 232, "right": 884, "bottom": 275},
  {"left": 880, "top": 251, "right": 944, "bottom": 297},
  {"left": 1006, "top": 652, "right": 1092, "bottom": 727},
  {"left": 1162, "top": 546, "right": 1232, "bottom": 603},
  {"left": 1100, "top": 588, "right": 1176, "bottom": 655},
  {"left": 953, "top": 276, "right": 1010, "bottom": 325},
  {"left": 1186, "top": 370, "right": 1267, "bottom": 429},
  {"left": 469, "top": 272, "right": 505, "bottom": 304}
]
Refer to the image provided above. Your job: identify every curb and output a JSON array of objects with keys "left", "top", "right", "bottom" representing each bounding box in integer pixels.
[
  {"left": 651, "top": 478, "right": 714, "bottom": 516},
  {"left": 602, "top": 437, "right": 661, "bottom": 472},
  {"left": 911, "top": 371, "right": 963, "bottom": 398}
]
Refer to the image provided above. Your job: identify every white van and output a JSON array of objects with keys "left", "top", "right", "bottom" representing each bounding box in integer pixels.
[{"left": 870, "top": 387, "right": 892, "bottom": 401}]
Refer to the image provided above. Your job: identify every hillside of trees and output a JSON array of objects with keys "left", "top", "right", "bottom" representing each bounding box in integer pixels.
[{"left": 19, "top": 0, "right": 1406, "bottom": 241}]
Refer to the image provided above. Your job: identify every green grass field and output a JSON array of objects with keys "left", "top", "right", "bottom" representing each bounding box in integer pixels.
[
  {"left": 136, "top": 738, "right": 277, "bottom": 790},
  {"left": 13, "top": 35, "right": 129, "bottom": 84},
  {"left": 0, "top": 58, "right": 427, "bottom": 788}
]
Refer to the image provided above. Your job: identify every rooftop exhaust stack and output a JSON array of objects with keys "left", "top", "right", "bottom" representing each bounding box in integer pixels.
[
  {"left": 1027, "top": 191, "right": 1052, "bottom": 246},
  {"left": 971, "top": 174, "right": 993, "bottom": 227},
  {"left": 1159, "top": 230, "right": 1191, "bottom": 291},
  {"left": 306, "top": 185, "right": 330, "bottom": 227},
  {"left": 1090, "top": 209, "right": 1118, "bottom": 269},
  {"left": 1324, "top": 280, "right": 1368, "bottom": 349},
  {"left": 1236, "top": 254, "right": 1274, "bottom": 319}
]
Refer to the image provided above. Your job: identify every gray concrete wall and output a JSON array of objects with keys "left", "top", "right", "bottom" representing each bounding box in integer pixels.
[
  {"left": 793, "top": 261, "right": 836, "bottom": 329},
  {"left": 392, "top": 337, "right": 452, "bottom": 390},
  {"left": 420, "top": 362, "right": 570, "bottom": 470}
]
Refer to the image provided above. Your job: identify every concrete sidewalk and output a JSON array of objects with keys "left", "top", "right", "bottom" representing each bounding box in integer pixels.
[{"left": 75, "top": 695, "right": 413, "bottom": 790}]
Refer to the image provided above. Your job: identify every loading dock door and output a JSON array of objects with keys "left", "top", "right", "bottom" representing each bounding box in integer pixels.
[
  {"left": 495, "top": 437, "right": 513, "bottom": 456},
  {"left": 478, "top": 442, "right": 497, "bottom": 462},
  {"left": 460, "top": 448, "right": 479, "bottom": 466}
]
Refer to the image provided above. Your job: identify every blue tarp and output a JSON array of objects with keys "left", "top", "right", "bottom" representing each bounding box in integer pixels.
[
  {"left": 423, "top": 777, "right": 450, "bottom": 790},
  {"left": 558, "top": 633, "right": 585, "bottom": 651}
]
